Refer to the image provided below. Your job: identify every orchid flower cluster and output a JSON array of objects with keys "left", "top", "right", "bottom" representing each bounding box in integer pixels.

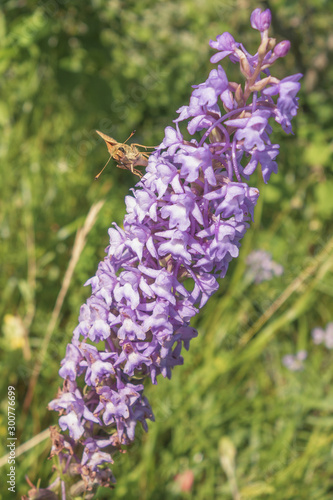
[{"left": 48, "top": 8, "right": 301, "bottom": 495}]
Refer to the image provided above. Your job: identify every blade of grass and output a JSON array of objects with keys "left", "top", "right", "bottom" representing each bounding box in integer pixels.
[{"left": 238, "top": 235, "right": 333, "bottom": 347}]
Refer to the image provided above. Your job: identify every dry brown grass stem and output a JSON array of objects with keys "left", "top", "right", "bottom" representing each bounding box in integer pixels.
[
  {"left": 22, "top": 200, "right": 105, "bottom": 413},
  {"left": 0, "top": 428, "right": 50, "bottom": 468}
]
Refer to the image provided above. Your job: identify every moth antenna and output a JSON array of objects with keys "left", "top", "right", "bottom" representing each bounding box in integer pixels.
[
  {"left": 123, "top": 130, "right": 136, "bottom": 144},
  {"left": 95, "top": 156, "right": 112, "bottom": 180}
]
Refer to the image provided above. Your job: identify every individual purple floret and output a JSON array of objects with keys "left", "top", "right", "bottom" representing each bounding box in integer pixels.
[
  {"left": 282, "top": 350, "right": 307, "bottom": 371},
  {"left": 312, "top": 322, "right": 333, "bottom": 349},
  {"left": 48, "top": 8, "right": 301, "bottom": 494},
  {"left": 245, "top": 249, "right": 284, "bottom": 284}
]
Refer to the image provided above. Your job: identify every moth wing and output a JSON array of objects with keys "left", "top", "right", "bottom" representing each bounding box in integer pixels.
[
  {"left": 96, "top": 130, "right": 118, "bottom": 154},
  {"left": 133, "top": 153, "right": 149, "bottom": 167}
]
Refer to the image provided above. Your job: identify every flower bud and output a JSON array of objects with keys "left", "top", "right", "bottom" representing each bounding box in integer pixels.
[
  {"left": 250, "top": 8, "right": 272, "bottom": 32},
  {"left": 274, "top": 40, "right": 291, "bottom": 58}
]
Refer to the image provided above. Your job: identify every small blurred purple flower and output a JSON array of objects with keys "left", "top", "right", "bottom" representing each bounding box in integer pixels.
[
  {"left": 311, "top": 327, "right": 325, "bottom": 345},
  {"left": 325, "top": 323, "right": 333, "bottom": 349},
  {"left": 311, "top": 322, "right": 333, "bottom": 349},
  {"left": 245, "top": 250, "right": 283, "bottom": 284},
  {"left": 282, "top": 350, "right": 307, "bottom": 371}
]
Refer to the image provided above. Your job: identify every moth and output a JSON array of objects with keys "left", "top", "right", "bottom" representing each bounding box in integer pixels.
[{"left": 95, "top": 130, "right": 154, "bottom": 179}]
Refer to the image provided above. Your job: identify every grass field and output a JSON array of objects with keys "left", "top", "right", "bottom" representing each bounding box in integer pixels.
[{"left": 1, "top": 1, "right": 333, "bottom": 498}]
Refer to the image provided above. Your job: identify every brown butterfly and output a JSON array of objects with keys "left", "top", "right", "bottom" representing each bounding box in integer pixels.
[{"left": 95, "top": 130, "right": 154, "bottom": 179}]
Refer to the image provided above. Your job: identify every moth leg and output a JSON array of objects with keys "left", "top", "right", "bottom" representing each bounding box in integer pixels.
[
  {"left": 133, "top": 168, "right": 143, "bottom": 178},
  {"left": 126, "top": 162, "right": 143, "bottom": 177},
  {"left": 116, "top": 163, "right": 142, "bottom": 178},
  {"left": 131, "top": 143, "right": 156, "bottom": 149},
  {"left": 130, "top": 164, "right": 143, "bottom": 178},
  {"left": 116, "top": 163, "right": 129, "bottom": 171}
]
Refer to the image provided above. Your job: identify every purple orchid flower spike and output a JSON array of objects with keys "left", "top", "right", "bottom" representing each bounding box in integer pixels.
[{"left": 48, "top": 8, "right": 301, "bottom": 494}]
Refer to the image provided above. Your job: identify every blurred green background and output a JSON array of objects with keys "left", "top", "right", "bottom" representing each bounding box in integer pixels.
[{"left": 1, "top": 0, "right": 333, "bottom": 498}]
